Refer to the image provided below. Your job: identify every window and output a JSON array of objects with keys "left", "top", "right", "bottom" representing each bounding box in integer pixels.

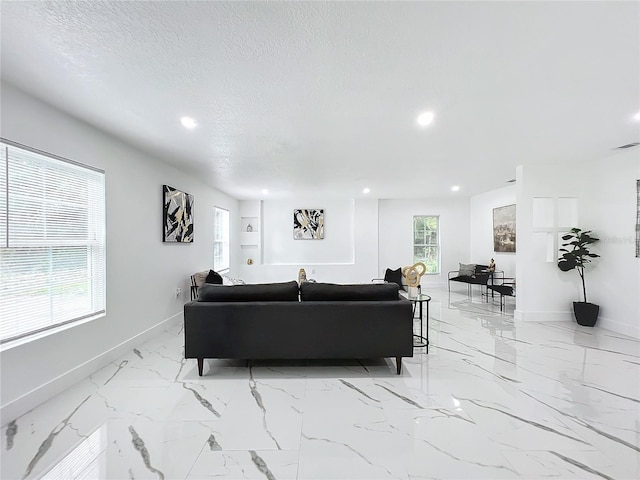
[
  {"left": 413, "top": 215, "right": 440, "bottom": 274},
  {"left": 213, "top": 207, "right": 229, "bottom": 271},
  {"left": 0, "top": 140, "right": 105, "bottom": 344}
]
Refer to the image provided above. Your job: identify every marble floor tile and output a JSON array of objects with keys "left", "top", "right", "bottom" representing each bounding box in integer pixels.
[
  {"left": 187, "top": 449, "right": 299, "bottom": 480},
  {"left": 1, "top": 288, "right": 639, "bottom": 479}
]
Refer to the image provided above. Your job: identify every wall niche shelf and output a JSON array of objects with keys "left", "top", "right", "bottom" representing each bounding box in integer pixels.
[
  {"left": 240, "top": 216, "right": 259, "bottom": 246},
  {"left": 241, "top": 216, "right": 258, "bottom": 233}
]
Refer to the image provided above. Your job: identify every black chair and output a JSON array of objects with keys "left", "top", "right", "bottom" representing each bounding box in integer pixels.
[
  {"left": 448, "top": 264, "right": 492, "bottom": 297},
  {"left": 486, "top": 278, "right": 516, "bottom": 311},
  {"left": 190, "top": 269, "right": 224, "bottom": 300},
  {"left": 372, "top": 267, "right": 407, "bottom": 292}
]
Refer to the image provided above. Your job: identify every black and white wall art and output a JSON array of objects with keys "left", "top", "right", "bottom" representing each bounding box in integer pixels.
[
  {"left": 293, "top": 209, "right": 324, "bottom": 240},
  {"left": 493, "top": 204, "right": 516, "bottom": 253},
  {"left": 163, "top": 185, "right": 194, "bottom": 243}
]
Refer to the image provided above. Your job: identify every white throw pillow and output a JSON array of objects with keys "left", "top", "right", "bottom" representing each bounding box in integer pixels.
[
  {"left": 192, "top": 270, "right": 209, "bottom": 287},
  {"left": 222, "top": 274, "right": 245, "bottom": 285}
]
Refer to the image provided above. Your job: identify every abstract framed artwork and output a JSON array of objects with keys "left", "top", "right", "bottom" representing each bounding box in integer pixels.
[
  {"left": 293, "top": 209, "right": 324, "bottom": 240},
  {"left": 493, "top": 204, "right": 516, "bottom": 253},
  {"left": 163, "top": 185, "right": 194, "bottom": 243}
]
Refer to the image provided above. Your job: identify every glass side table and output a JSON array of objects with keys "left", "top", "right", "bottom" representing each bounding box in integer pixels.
[{"left": 407, "top": 293, "right": 430, "bottom": 352}]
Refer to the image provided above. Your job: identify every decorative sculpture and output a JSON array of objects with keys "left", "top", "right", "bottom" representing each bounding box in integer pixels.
[
  {"left": 298, "top": 268, "right": 307, "bottom": 285},
  {"left": 488, "top": 258, "right": 496, "bottom": 272},
  {"left": 402, "top": 262, "right": 427, "bottom": 287}
]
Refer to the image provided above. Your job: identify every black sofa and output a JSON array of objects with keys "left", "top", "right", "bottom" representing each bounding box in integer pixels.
[{"left": 183, "top": 281, "right": 413, "bottom": 375}]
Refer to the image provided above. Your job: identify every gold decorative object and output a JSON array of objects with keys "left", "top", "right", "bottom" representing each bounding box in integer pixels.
[
  {"left": 247, "top": 258, "right": 253, "bottom": 265},
  {"left": 402, "top": 262, "right": 427, "bottom": 287}
]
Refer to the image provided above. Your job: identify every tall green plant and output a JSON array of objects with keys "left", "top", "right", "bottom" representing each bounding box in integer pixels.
[{"left": 557, "top": 228, "right": 600, "bottom": 303}]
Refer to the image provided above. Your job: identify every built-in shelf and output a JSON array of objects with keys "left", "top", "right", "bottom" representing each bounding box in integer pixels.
[
  {"left": 240, "top": 216, "right": 259, "bottom": 248},
  {"left": 239, "top": 202, "right": 261, "bottom": 267},
  {"left": 240, "top": 231, "right": 260, "bottom": 246},
  {"left": 241, "top": 216, "right": 258, "bottom": 233}
]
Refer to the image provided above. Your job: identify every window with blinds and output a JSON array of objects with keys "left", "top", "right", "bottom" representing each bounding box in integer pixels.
[
  {"left": 413, "top": 215, "right": 440, "bottom": 274},
  {"left": 0, "top": 140, "right": 106, "bottom": 344}
]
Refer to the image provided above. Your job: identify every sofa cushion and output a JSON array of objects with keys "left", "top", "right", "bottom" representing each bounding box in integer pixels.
[
  {"left": 458, "top": 263, "right": 476, "bottom": 276},
  {"left": 205, "top": 270, "right": 224, "bottom": 285},
  {"left": 198, "top": 281, "right": 299, "bottom": 302},
  {"left": 300, "top": 282, "right": 399, "bottom": 301},
  {"left": 192, "top": 270, "right": 209, "bottom": 287},
  {"left": 383, "top": 268, "right": 403, "bottom": 288}
]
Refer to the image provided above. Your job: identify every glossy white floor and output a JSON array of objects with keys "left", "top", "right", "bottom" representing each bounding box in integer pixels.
[{"left": 2, "top": 288, "right": 639, "bottom": 480}]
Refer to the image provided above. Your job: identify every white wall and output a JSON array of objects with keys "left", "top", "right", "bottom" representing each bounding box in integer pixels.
[
  {"left": 515, "top": 154, "right": 640, "bottom": 339},
  {"left": 0, "top": 82, "right": 239, "bottom": 422},
  {"left": 470, "top": 186, "right": 517, "bottom": 278},
  {"left": 515, "top": 164, "right": 581, "bottom": 321},
  {"left": 263, "top": 199, "right": 354, "bottom": 265},
  {"left": 237, "top": 198, "right": 379, "bottom": 284},
  {"left": 378, "top": 198, "right": 470, "bottom": 289},
  {"left": 581, "top": 148, "right": 640, "bottom": 338}
]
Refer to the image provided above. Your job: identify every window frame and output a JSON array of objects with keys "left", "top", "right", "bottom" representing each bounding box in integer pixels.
[
  {"left": 213, "top": 206, "right": 230, "bottom": 272},
  {"left": 413, "top": 215, "right": 441, "bottom": 275},
  {"left": 0, "top": 139, "right": 106, "bottom": 345}
]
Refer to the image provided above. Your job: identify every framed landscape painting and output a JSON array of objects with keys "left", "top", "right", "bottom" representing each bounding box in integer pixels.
[
  {"left": 493, "top": 204, "right": 516, "bottom": 252},
  {"left": 163, "top": 185, "right": 194, "bottom": 243},
  {"left": 293, "top": 209, "right": 324, "bottom": 239}
]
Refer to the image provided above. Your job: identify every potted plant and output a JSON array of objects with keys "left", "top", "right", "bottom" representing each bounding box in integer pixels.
[{"left": 557, "top": 227, "right": 600, "bottom": 326}]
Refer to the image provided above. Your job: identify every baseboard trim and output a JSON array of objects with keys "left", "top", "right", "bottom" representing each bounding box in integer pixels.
[
  {"left": 597, "top": 315, "right": 640, "bottom": 340},
  {"left": 514, "top": 310, "right": 573, "bottom": 322},
  {"left": 514, "top": 310, "right": 639, "bottom": 339},
  {"left": 0, "top": 312, "right": 183, "bottom": 425}
]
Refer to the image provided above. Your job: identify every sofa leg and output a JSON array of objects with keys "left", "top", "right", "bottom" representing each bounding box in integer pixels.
[
  {"left": 197, "top": 358, "right": 204, "bottom": 376},
  {"left": 396, "top": 356, "right": 402, "bottom": 375}
]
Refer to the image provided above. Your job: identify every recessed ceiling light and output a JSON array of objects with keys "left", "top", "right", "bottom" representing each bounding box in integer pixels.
[
  {"left": 451, "top": 185, "right": 460, "bottom": 192},
  {"left": 363, "top": 187, "right": 371, "bottom": 194},
  {"left": 261, "top": 189, "right": 269, "bottom": 195},
  {"left": 633, "top": 111, "right": 640, "bottom": 121},
  {"left": 180, "top": 116, "right": 198, "bottom": 129},
  {"left": 417, "top": 111, "right": 435, "bottom": 127}
]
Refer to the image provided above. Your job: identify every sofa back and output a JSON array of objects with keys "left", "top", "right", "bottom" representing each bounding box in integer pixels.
[
  {"left": 197, "top": 281, "right": 299, "bottom": 302},
  {"left": 299, "top": 282, "right": 399, "bottom": 301}
]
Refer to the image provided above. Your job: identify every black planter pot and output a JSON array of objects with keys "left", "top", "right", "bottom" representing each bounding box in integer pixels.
[{"left": 573, "top": 302, "right": 599, "bottom": 327}]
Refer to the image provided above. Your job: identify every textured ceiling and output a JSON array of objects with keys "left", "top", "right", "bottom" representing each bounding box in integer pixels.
[{"left": 1, "top": 1, "right": 639, "bottom": 199}]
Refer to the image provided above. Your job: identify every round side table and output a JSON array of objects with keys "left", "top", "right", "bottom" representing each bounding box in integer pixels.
[{"left": 408, "top": 293, "right": 430, "bottom": 352}]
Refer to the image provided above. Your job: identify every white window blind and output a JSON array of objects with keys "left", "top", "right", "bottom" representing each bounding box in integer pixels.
[
  {"left": 213, "top": 207, "right": 230, "bottom": 271},
  {"left": 413, "top": 215, "right": 440, "bottom": 274},
  {"left": 0, "top": 140, "right": 106, "bottom": 344}
]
